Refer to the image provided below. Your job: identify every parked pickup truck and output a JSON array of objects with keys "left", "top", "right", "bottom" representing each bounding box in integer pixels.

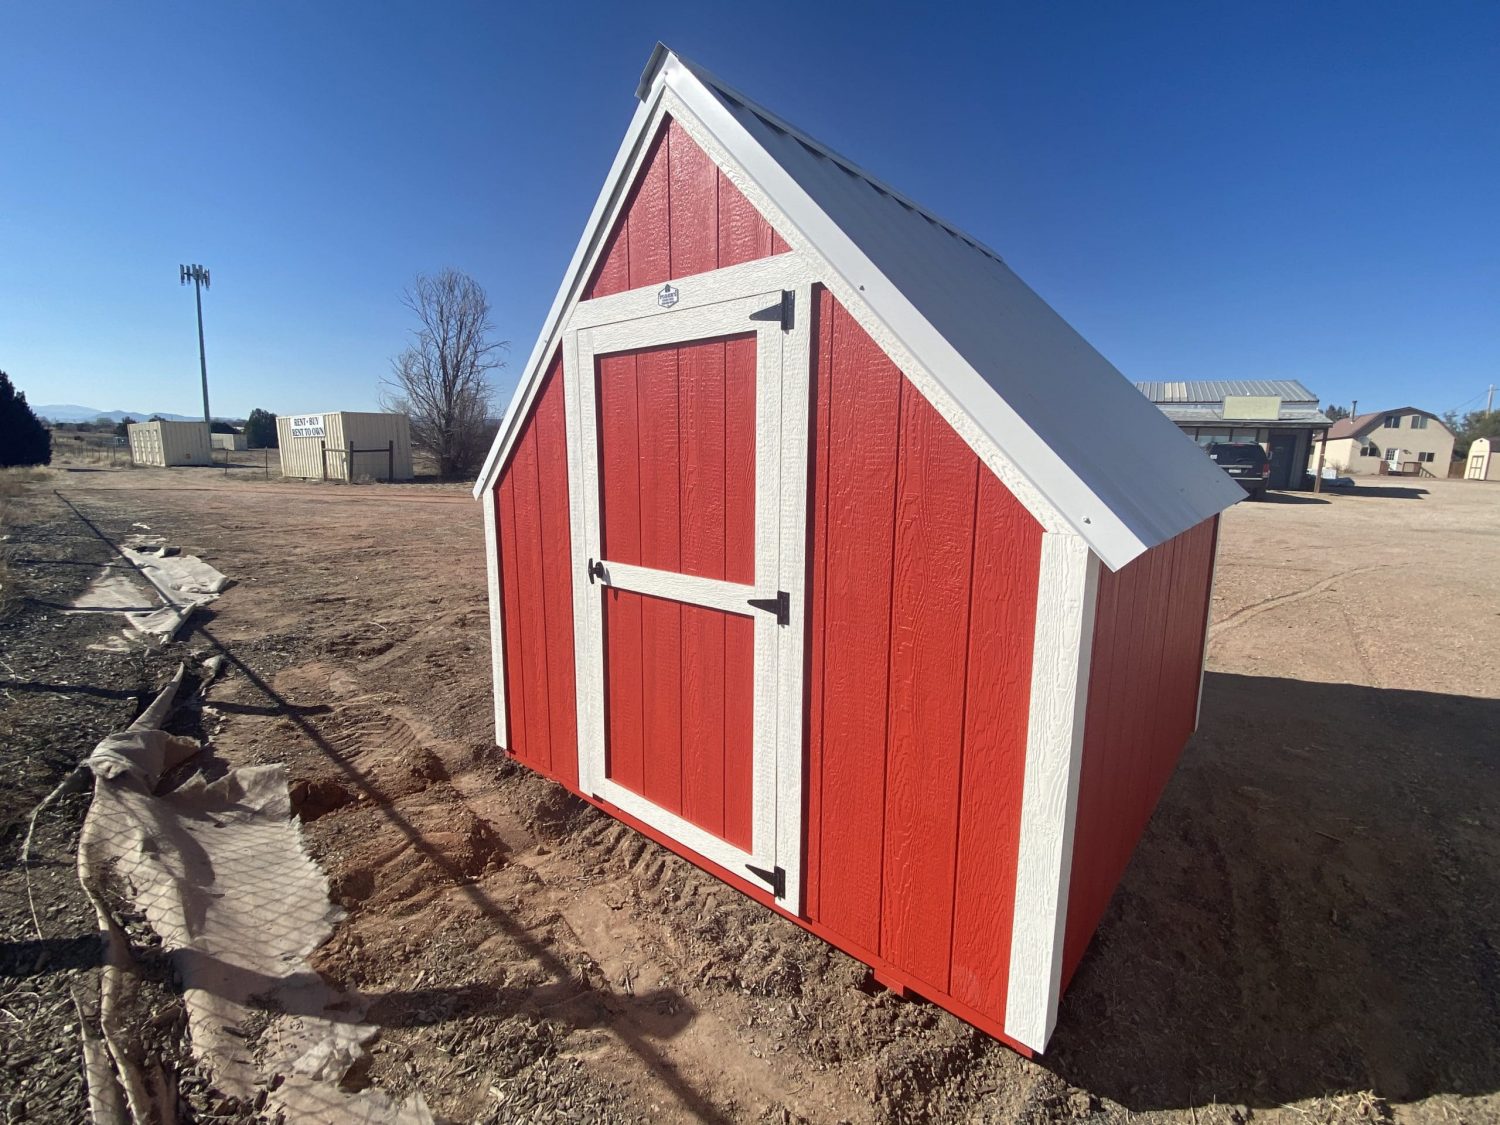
[{"left": 1207, "top": 442, "right": 1270, "bottom": 500}]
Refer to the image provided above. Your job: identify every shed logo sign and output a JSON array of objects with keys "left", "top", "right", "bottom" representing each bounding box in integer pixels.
[
  {"left": 657, "top": 284, "right": 679, "bottom": 308},
  {"left": 290, "top": 414, "right": 326, "bottom": 439}
]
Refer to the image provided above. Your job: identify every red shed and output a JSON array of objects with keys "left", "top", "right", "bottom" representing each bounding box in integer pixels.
[{"left": 474, "top": 45, "right": 1243, "bottom": 1055}]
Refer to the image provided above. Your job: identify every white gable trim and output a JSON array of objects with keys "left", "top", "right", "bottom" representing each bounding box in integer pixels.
[
  {"left": 657, "top": 87, "right": 1065, "bottom": 537},
  {"left": 654, "top": 57, "right": 1140, "bottom": 562},
  {"left": 472, "top": 62, "right": 1064, "bottom": 542},
  {"left": 474, "top": 47, "right": 1228, "bottom": 568}
]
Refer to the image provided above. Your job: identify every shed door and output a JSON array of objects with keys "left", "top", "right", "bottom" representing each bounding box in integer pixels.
[{"left": 567, "top": 276, "right": 809, "bottom": 909}]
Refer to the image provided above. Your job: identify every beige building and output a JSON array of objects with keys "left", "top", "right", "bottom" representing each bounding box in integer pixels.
[
  {"left": 210, "top": 431, "right": 247, "bottom": 451},
  {"left": 1465, "top": 437, "right": 1500, "bottom": 481},
  {"left": 1315, "top": 408, "right": 1455, "bottom": 478},
  {"left": 127, "top": 420, "right": 212, "bottom": 467},
  {"left": 276, "top": 411, "right": 414, "bottom": 481}
]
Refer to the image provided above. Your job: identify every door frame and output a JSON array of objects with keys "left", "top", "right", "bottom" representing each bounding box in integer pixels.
[{"left": 560, "top": 253, "right": 817, "bottom": 911}]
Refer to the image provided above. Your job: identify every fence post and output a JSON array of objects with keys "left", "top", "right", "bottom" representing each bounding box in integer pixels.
[
  {"left": 320, "top": 440, "right": 327, "bottom": 481},
  {"left": 387, "top": 440, "right": 394, "bottom": 482}
]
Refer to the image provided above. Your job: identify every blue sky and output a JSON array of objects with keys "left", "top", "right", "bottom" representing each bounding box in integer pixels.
[{"left": 2, "top": 2, "right": 1496, "bottom": 421}]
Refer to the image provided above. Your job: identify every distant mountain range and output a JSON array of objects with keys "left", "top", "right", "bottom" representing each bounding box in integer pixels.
[{"left": 35, "top": 404, "right": 203, "bottom": 423}]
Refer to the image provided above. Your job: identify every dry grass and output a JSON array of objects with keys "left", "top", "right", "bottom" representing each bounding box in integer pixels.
[{"left": 0, "top": 466, "right": 49, "bottom": 614}]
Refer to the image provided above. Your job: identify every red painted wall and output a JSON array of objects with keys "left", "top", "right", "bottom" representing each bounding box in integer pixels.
[
  {"left": 494, "top": 355, "right": 579, "bottom": 789},
  {"left": 803, "top": 287, "right": 1044, "bottom": 1029},
  {"left": 1061, "top": 515, "right": 1219, "bottom": 986},
  {"left": 585, "top": 117, "right": 789, "bottom": 300}
]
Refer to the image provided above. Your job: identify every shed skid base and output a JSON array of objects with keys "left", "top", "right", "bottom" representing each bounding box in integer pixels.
[{"left": 509, "top": 749, "right": 1037, "bottom": 1059}]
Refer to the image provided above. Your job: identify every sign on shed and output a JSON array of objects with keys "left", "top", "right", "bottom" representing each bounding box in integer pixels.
[{"left": 289, "top": 414, "right": 327, "bottom": 439}]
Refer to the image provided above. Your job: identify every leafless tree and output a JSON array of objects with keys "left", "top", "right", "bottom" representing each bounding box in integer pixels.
[{"left": 381, "top": 268, "right": 505, "bottom": 478}]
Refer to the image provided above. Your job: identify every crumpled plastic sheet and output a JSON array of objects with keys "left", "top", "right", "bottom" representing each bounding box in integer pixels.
[
  {"left": 69, "top": 541, "right": 229, "bottom": 649},
  {"left": 79, "top": 725, "right": 432, "bottom": 1123}
]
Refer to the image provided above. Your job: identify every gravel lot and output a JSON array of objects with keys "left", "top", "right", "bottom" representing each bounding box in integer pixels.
[{"left": 2, "top": 459, "right": 1496, "bottom": 1124}]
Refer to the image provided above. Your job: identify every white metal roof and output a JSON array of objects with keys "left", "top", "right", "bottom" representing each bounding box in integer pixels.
[
  {"left": 1136, "top": 379, "right": 1321, "bottom": 405},
  {"left": 475, "top": 45, "right": 1242, "bottom": 570}
]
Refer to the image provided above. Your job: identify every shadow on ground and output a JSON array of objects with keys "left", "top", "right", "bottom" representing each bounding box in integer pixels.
[{"left": 1048, "top": 671, "right": 1500, "bottom": 1112}]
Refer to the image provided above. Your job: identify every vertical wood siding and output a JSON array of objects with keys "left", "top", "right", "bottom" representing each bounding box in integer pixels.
[
  {"left": 1061, "top": 515, "right": 1219, "bottom": 985},
  {"left": 804, "top": 288, "right": 1044, "bottom": 1027},
  {"left": 586, "top": 117, "right": 790, "bottom": 301},
  {"left": 494, "top": 355, "right": 578, "bottom": 789}
]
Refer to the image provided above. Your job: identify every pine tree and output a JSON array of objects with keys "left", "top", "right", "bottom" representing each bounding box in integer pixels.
[
  {"left": 0, "top": 371, "right": 53, "bottom": 467},
  {"left": 244, "top": 408, "right": 279, "bottom": 448}
]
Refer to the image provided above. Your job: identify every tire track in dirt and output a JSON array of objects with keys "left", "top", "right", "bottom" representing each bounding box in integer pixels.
[{"left": 1209, "top": 565, "right": 1384, "bottom": 640}]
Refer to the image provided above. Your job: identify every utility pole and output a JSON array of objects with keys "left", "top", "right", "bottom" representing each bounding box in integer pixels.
[
  {"left": 1487, "top": 384, "right": 1495, "bottom": 415},
  {"left": 180, "top": 264, "right": 212, "bottom": 425}
]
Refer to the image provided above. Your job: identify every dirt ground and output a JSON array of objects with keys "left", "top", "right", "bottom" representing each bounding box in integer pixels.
[{"left": 2, "top": 457, "right": 1496, "bottom": 1124}]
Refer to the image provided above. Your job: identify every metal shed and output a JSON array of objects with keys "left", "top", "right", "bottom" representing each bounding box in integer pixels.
[
  {"left": 1466, "top": 437, "right": 1500, "bottom": 481},
  {"left": 128, "top": 420, "right": 212, "bottom": 467},
  {"left": 275, "top": 412, "right": 413, "bottom": 481},
  {"left": 211, "top": 432, "right": 247, "bottom": 451},
  {"left": 474, "top": 45, "right": 1243, "bottom": 1056}
]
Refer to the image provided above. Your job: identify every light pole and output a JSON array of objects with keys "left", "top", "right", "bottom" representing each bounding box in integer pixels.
[{"left": 180, "top": 264, "right": 212, "bottom": 425}]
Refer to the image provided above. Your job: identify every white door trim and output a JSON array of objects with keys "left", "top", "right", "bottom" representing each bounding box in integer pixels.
[{"left": 564, "top": 258, "right": 815, "bottom": 912}]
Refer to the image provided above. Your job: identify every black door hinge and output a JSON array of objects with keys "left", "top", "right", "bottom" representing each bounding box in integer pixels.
[
  {"left": 780, "top": 289, "right": 794, "bottom": 332},
  {"left": 745, "top": 863, "right": 785, "bottom": 899},
  {"left": 747, "top": 590, "right": 789, "bottom": 626},
  {"left": 587, "top": 558, "right": 606, "bottom": 584}
]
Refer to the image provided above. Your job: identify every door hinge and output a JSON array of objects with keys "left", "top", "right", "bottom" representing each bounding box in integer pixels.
[
  {"left": 587, "top": 558, "right": 606, "bottom": 584},
  {"left": 781, "top": 289, "right": 794, "bottom": 332},
  {"left": 747, "top": 590, "right": 789, "bottom": 626},
  {"left": 745, "top": 863, "right": 785, "bottom": 899}
]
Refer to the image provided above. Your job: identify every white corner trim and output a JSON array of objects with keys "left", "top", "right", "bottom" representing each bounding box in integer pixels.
[
  {"left": 481, "top": 487, "right": 509, "bottom": 748},
  {"left": 1004, "top": 533, "right": 1100, "bottom": 1053}
]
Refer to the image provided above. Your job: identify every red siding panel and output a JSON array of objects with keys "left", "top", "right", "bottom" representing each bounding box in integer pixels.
[
  {"left": 880, "top": 391, "right": 979, "bottom": 990},
  {"left": 804, "top": 289, "right": 1043, "bottom": 1031},
  {"left": 1061, "top": 515, "right": 1219, "bottom": 986},
  {"left": 494, "top": 359, "right": 576, "bottom": 784},
  {"left": 811, "top": 291, "right": 902, "bottom": 954},
  {"left": 586, "top": 116, "right": 789, "bottom": 300},
  {"left": 948, "top": 472, "right": 1042, "bottom": 1016},
  {"left": 534, "top": 364, "right": 579, "bottom": 789},
  {"left": 510, "top": 422, "right": 553, "bottom": 773}
]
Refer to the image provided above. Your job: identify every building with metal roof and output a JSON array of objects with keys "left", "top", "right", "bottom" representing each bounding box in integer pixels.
[{"left": 1136, "top": 380, "right": 1333, "bottom": 490}]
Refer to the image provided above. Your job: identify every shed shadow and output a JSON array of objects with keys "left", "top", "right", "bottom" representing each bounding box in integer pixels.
[{"left": 1046, "top": 672, "right": 1500, "bottom": 1111}]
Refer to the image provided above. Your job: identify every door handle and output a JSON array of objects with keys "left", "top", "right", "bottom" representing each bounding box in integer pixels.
[
  {"left": 587, "top": 558, "right": 606, "bottom": 584},
  {"left": 747, "top": 590, "right": 789, "bottom": 626}
]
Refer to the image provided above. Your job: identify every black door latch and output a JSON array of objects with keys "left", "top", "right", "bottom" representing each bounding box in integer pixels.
[{"left": 587, "top": 558, "right": 606, "bottom": 584}]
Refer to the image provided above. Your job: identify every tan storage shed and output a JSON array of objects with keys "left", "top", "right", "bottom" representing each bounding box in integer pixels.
[
  {"left": 1465, "top": 438, "right": 1500, "bottom": 481},
  {"left": 128, "top": 420, "right": 212, "bottom": 467},
  {"left": 276, "top": 411, "right": 414, "bottom": 481},
  {"left": 211, "top": 432, "right": 248, "bottom": 451}
]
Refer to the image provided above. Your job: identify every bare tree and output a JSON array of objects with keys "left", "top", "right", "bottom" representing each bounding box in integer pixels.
[{"left": 381, "top": 268, "right": 505, "bottom": 478}]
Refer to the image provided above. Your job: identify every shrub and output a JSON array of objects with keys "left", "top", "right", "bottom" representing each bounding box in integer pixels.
[{"left": 0, "top": 372, "right": 52, "bottom": 467}]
